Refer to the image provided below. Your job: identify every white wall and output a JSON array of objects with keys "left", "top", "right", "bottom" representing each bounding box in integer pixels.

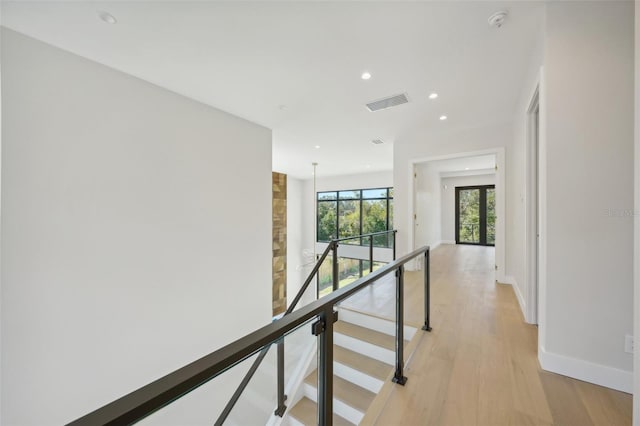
[
  {"left": 634, "top": 1, "right": 639, "bottom": 422},
  {"left": 286, "top": 176, "right": 304, "bottom": 309},
  {"left": 440, "top": 174, "right": 496, "bottom": 243},
  {"left": 1, "top": 29, "right": 273, "bottom": 425},
  {"left": 540, "top": 1, "right": 634, "bottom": 392},
  {"left": 414, "top": 163, "right": 442, "bottom": 248}
]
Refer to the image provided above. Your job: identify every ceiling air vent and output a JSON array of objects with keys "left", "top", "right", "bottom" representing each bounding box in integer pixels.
[
  {"left": 371, "top": 139, "right": 384, "bottom": 145},
  {"left": 366, "top": 93, "right": 409, "bottom": 112}
]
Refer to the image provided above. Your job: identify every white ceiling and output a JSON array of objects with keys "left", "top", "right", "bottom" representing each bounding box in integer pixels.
[{"left": 1, "top": 1, "right": 543, "bottom": 179}]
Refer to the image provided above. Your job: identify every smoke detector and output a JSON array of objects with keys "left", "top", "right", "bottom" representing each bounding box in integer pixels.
[{"left": 488, "top": 11, "right": 508, "bottom": 28}]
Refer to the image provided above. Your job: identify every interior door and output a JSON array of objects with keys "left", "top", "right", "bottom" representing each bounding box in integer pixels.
[{"left": 455, "top": 185, "right": 495, "bottom": 246}]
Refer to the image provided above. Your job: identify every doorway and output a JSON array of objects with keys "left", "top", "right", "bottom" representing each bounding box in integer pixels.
[
  {"left": 408, "top": 148, "right": 505, "bottom": 282},
  {"left": 455, "top": 185, "right": 496, "bottom": 246}
]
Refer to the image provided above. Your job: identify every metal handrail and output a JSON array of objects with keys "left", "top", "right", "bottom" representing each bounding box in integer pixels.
[
  {"left": 215, "top": 242, "right": 336, "bottom": 424},
  {"left": 331, "top": 229, "right": 397, "bottom": 243},
  {"left": 217, "top": 230, "right": 397, "bottom": 423},
  {"left": 68, "top": 231, "right": 414, "bottom": 426},
  {"left": 68, "top": 245, "right": 429, "bottom": 425}
]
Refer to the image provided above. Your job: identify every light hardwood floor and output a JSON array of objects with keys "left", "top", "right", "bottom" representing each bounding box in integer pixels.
[{"left": 369, "top": 244, "right": 632, "bottom": 426}]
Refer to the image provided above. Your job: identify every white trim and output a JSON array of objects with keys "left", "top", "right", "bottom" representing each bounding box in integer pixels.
[
  {"left": 633, "top": 2, "right": 640, "bottom": 422},
  {"left": 502, "top": 275, "right": 526, "bottom": 320},
  {"left": 539, "top": 347, "right": 633, "bottom": 394},
  {"left": 440, "top": 240, "right": 456, "bottom": 245},
  {"left": 407, "top": 147, "right": 506, "bottom": 282},
  {"left": 439, "top": 168, "right": 496, "bottom": 178},
  {"left": 525, "top": 69, "right": 543, "bottom": 326},
  {"left": 537, "top": 67, "right": 548, "bottom": 355}
]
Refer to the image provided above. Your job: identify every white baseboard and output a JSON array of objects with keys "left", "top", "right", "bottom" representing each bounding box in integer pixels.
[
  {"left": 430, "top": 240, "right": 442, "bottom": 250},
  {"left": 539, "top": 347, "right": 633, "bottom": 394},
  {"left": 440, "top": 240, "right": 456, "bottom": 245},
  {"left": 502, "top": 275, "right": 526, "bottom": 320},
  {"left": 504, "top": 275, "right": 527, "bottom": 318}
]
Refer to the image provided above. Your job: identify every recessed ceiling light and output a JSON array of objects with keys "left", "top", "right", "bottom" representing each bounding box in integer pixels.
[
  {"left": 98, "top": 11, "right": 117, "bottom": 24},
  {"left": 361, "top": 72, "right": 372, "bottom": 80},
  {"left": 429, "top": 93, "right": 438, "bottom": 100},
  {"left": 439, "top": 115, "right": 448, "bottom": 121},
  {"left": 465, "top": 168, "right": 470, "bottom": 170},
  {"left": 314, "top": 145, "right": 321, "bottom": 149}
]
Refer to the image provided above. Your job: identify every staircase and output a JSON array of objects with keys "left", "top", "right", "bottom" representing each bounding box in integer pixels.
[{"left": 284, "top": 307, "right": 417, "bottom": 425}]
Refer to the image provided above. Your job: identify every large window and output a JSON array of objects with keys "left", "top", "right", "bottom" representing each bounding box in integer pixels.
[{"left": 317, "top": 187, "right": 393, "bottom": 247}]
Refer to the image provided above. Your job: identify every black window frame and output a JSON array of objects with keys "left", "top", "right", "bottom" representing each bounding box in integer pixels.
[
  {"left": 316, "top": 187, "right": 393, "bottom": 247},
  {"left": 455, "top": 184, "right": 496, "bottom": 247}
]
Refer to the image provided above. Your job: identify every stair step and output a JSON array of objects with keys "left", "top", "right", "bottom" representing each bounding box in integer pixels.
[
  {"left": 288, "top": 397, "right": 353, "bottom": 426},
  {"left": 304, "top": 371, "right": 376, "bottom": 413},
  {"left": 337, "top": 307, "right": 418, "bottom": 340},
  {"left": 334, "top": 321, "right": 408, "bottom": 351},
  {"left": 334, "top": 345, "right": 391, "bottom": 381}
]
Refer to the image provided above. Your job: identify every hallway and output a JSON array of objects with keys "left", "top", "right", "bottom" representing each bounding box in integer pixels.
[{"left": 372, "top": 244, "right": 632, "bottom": 426}]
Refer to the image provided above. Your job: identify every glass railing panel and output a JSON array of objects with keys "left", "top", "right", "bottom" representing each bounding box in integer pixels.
[
  {"left": 337, "top": 257, "right": 362, "bottom": 289},
  {"left": 69, "top": 245, "right": 427, "bottom": 426},
  {"left": 280, "top": 317, "right": 318, "bottom": 424},
  {"left": 317, "top": 253, "right": 334, "bottom": 298},
  {"left": 223, "top": 348, "right": 277, "bottom": 426},
  {"left": 330, "top": 272, "right": 401, "bottom": 425},
  {"left": 136, "top": 347, "right": 264, "bottom": 426},
  {"left": 225, "top": 317, "right": 317, "bottom": 426},
  {"left": 317, "top": 256, "right": 392, "bottom": 297},
  {"left": 135, "top": 318, "right": 318, "bottom": 426}
]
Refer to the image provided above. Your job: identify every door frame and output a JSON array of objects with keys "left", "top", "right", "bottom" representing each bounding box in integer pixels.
[
  {"left": 525, "top": 68, "right": 546, "bottom": 329},
  {"left": 455, "top": 185, "right": 496, "bottom": 246},
  {"left": 407, "top": 147, "right": 506, "bottom": 283}
]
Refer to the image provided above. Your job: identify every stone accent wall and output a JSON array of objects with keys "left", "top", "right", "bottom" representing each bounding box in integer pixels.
[{"left": 272, "top": 172, "right": 287, "bottom": 316}]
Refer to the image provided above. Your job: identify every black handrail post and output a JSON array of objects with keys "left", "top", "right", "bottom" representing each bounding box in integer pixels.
[
  {"left": 316, "top": 255, "right": 320, "bottom": 300},
  {"left": 392, "top": 231, "right": 397, "bottom": 261},
  {"left": 422, "top": 249, "right": 432, "bottom": 332},
  {"left": 332, "top": 242, "right": 339, "bottom": 292},
  {"left": 392, "top": 265, "right": 407, "bottom": 386},
  {"left": 274, "top": 339, "right": 286, "bottom": 416},
  {"left": 316, "top": 308, "right": 334, "bottom": 426},
  {"left": 369, "top": 237, "right": 374, "bottom": 273}
]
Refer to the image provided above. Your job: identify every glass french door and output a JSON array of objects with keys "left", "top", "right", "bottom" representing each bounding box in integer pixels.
[{"left": 455, "top": 185, "right": 495, "bottom": 246}]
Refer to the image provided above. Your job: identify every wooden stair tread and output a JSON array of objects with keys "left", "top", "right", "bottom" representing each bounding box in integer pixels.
[
  {"left": 334, "top": 320, "right": 408, "bottom": 351},
  {"left": 289, "top": 397, "right": 353, "bottom": 426},
  {"left": 305, "top": 370, "right": 376, "bottom": 413},
  {"left": 333, "top": 345, "right": 391, "bottom": 381}
]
